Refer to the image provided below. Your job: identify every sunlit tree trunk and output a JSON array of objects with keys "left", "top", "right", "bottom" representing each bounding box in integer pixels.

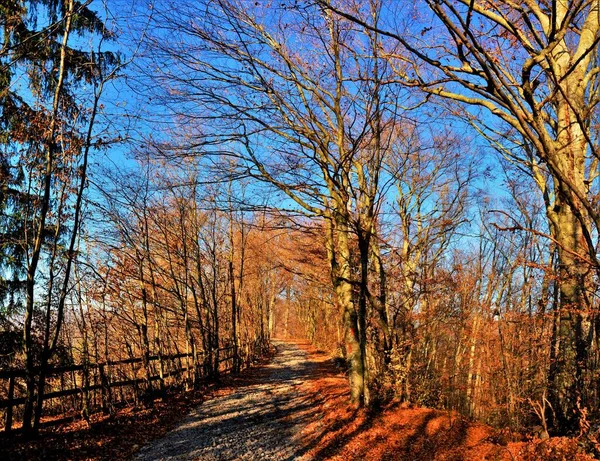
[{"left": 326, "top": 213, "right": 365, "bottom": 404}]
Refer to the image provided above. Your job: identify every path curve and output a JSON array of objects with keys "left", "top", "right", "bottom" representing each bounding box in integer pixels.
[{"left": 134, "top": 341, "right": 319, "bottom": 460}]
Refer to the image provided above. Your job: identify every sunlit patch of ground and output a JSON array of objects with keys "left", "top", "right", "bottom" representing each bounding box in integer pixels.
[{"left": 295, "top": 343, "right": 596, "bottom": 461}]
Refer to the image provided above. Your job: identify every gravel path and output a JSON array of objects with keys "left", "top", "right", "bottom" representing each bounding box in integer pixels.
[{"left": 134, "top": 341, "right": 320, "bottom": 460}]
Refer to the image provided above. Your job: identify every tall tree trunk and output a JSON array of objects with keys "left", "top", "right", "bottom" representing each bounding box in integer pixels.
[
  {"left": 327, "top": 214, "right": 364, "bottom": 405},
  {"left": 357, "top": 232, "right": 370, "bottom": 405},
  {"left": 548, "top": 197, "right": 591, "bottom": 433},
  {"left": 210, "top": 249, "right": 220, "bottom": 377},
  {"left": 22, "top": 0, "right": 74, "bottom": 435},
  {"left": 544, "top": 71, "right": 592, "bottom": 432},
  {"left": 229, "top": 260, "right": 239, "bottom": 374}
]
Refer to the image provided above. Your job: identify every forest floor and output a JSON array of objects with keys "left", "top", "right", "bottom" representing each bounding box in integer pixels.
[
  {"left": 295, "top": 343, "right": 597, "bottom": 461},
  {"left": 2, "top": 340, "right": 597, "bottom": 460}
]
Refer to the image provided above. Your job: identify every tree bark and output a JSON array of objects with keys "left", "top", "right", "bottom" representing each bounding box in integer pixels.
[
  {"left": 548, "top": 197, "right": 591, "bottom": 432},
  {"left": 327, "top": 214, "right": 365, "bottom": 405}
]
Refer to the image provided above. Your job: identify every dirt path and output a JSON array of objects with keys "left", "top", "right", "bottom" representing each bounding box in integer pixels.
[{"left": 134, "top": 340, "right": 320, "bottom": 460}]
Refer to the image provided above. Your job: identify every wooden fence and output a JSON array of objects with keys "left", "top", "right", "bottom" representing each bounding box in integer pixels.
[{"left": 0, "top": 342, "right": 256, "bottom": 433}]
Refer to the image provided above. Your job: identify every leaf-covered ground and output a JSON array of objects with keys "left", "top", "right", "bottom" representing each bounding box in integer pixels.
[{"left": 295, "top": 343, "right": 597, "bottom": 461}]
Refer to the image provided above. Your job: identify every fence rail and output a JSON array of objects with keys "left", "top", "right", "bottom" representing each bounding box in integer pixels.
[
  {"left": 0, "top": 343, "right": 256, "bottom": 434},
  {"left": 0, "top": 351, "right": 205, "bottom": 380}
]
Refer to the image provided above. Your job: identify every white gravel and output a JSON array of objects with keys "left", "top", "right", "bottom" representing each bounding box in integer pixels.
[{"left": 134, "top": 341, "right": 320, "bottom": 460}]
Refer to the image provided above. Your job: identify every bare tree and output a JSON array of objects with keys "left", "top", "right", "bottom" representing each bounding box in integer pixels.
[
  {"left": 139, "top": 0, "right": 412, "bottom": 405},
  {"left": 325, "top": 0, "right": 600, "bottom": 433}
]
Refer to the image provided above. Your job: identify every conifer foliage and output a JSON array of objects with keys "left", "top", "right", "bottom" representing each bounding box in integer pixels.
[{"left": 0, "top": 0, "right": 118, "bottom": 435}]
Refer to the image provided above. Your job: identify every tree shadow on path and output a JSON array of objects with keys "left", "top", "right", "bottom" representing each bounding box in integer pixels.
[{"left": 134, "top": 340, "right": 325, "bottom": 460}]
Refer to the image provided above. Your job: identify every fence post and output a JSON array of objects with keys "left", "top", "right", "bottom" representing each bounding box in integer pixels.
[
  {"left": 5, "top": 375, "right": 14, "bottom": 433},
  {"left": 99, "top": 364, "right": 111, "bottom": 414}
]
